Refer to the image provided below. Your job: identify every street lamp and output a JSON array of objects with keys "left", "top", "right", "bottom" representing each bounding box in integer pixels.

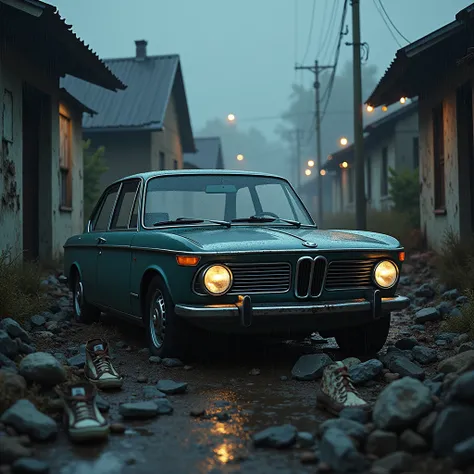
[
  {"left": 340, "top": 137, "right": 348, "bottom": 146},
  {"left": 308, "top": 159, "right": 315, "bottom": 167},
  {"left": 305, "top": 169, "right": 312, "bottom": 176},
  {"left": 227, "top": 113, "right": 236, "bottom": 122},
  {"left": 236, "top": 154, "right": 244, "bottom": 161}
]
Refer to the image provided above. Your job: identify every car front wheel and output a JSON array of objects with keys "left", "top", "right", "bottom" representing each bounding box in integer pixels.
[
  {"left": 72, "top": 270, "right": 101, "bottom": 324},
  {"left": 144, "top": 275, "right": 190, "bottom": 359},
  {"left": 332, "top": 313, "right": 391, "bottom": 357}
]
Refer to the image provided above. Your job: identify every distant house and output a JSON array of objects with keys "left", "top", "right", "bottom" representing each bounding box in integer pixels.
[
  {"left": 183, "top": 137, "right": 224, "bottom": 169},
  {"left": 366, "top": 3, "right": 474, "bottom": 251},
  {"left": 321, "top": 101, "right": 419, "bottom": 214},
  {"left": 62, "top": 40, "right": 195, "bottom": 192},
  {"left": 0, "top": 0, "right": 124, "bottom": 261}
]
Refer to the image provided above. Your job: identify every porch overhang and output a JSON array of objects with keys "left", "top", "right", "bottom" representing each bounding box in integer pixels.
[{"left": 59, "top": 88, "right": 96, "bottom": 116}]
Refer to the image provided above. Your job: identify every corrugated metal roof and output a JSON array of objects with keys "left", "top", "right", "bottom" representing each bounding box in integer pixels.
[{"left": 183, "top": 137, "right": 224, "bottom": 169}]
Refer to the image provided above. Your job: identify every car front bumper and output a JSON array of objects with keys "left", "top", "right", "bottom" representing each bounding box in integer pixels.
[{"left": 174, "top": 294, "right": 410, "bottom": 332}]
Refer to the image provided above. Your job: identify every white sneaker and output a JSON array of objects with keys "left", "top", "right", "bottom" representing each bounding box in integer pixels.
[
  {"left": 58, "top": 382, "right": 109, "bottom": 442},
  {"left": 84, "top": 338, "right": 123, "bottom": 389},
  {"left": 316, "top": 361, "right": 370, "bottom": 415}
]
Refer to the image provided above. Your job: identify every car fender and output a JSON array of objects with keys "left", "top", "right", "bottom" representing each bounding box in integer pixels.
[
  {"left": 140, "top": 264, "right": 173, "bottom": 299},
  {"left": 68, "top": 261, "right": 83, "bottom": 288}
]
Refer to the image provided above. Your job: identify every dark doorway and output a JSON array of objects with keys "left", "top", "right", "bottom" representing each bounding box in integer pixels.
[
  {"left": 22, "top": 84, "right": 42, "bottom": 260},
  {"left": 456, "top": 82, "right": 474, "bottom": 234}
]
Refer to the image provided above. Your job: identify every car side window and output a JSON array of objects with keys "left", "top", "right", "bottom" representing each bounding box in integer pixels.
[
  {"left": 255, "top": 183, "right": 296, "bottom": 219},
  {"left": 93, "top": 184, "right": 120, "bottom": 231},
  {"left": 236, "top": 187, "right": 255, "bottom": 217},
  {"left": 129, "top": 190, "right": 139, "bottom": 229},
  {"left": 110, "top": 180, "right": 140, "bottom": 230}
]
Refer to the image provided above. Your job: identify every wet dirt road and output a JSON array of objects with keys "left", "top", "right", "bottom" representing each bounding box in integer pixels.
[{"left": 36, "top": 313, "right": 407, "bottom": 474}]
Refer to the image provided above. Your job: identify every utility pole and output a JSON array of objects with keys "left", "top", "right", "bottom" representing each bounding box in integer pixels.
[
  {"left": 351, "top": 0, "right": 366, "bottom": 229},
  {"left": 295, "top": 60, "right": 334, "bottom": 227}
]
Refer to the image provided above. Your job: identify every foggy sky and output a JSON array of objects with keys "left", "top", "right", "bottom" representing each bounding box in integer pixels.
[{"left": 49, "top": 0, "right": 472, "bottom": 140}]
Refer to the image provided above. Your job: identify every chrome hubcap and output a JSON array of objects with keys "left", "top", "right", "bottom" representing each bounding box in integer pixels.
[
  {"left": 150, "top": 290, "right": 166, "bottom": 348},
  {"left": 74, "top": 279, "right": 84, "bottom": 319}
]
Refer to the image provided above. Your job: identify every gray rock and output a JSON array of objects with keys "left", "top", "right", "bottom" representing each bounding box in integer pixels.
[
  {"left": 372, "top": 451, "right": 413, "bottom": 473},
  {"left": 423, "top": 380, "right": 442, "bottom": 397},
  {"left": 448, "top": 370, "right": 474, "bottom": 404},
  {"left": 341, "top": 357, "right": 361, "bottom": 368},
  {"left": 319, "top": 428, "right": 367, "bottom": 473},
  {"left": 443, "top": 289, "right": 460, "bottom": 300},
  {"left": 449, "top": 307, "right": 463, "bottom": 319},
  {"left": 414, "top": 307, "right": 441, "bottom": 324},
  {"left": 410, "top": 324, "right": 425, "bottom": 332},
  {"left": 0, "top": 330, "right": 18, "bottom": 358},
  {"left": 0, "top": 352, "right": 18, "bottom": 372},
  {"left": 319, "top": 418, "right": 367, "bottom": 442},
  {"left": 19, "top": 352, "right": 66, "bottom": 386},
  {"left": 148, "top": 356, "right": 161, "bottom": 364},
  {"left": 296, "top": 431, "right": 314, "bottom": 448},
  {"left": 30, "top": 315, "right": 46, "bottom": 327},
  {"left": 12, "top": 458, "right": 49, "bottom": 474},
  {"left": 143, "top": 386, "right": 167, "bottom": 399},
  {"left": 339, "top": 407, "right": 370, "bottom": 425},
  {"left": 15, "top": 339, "right": 35, "bottom": 355},
  {"left": 0, "top": 437, "right": 33, "bottom": 463},
  {"left": 452, "top": 436, "right": 474, "bottom": 468},
  {"left": 155, "top": 398, "right": 173, "bottom": 415},
  {"left": 415, "top": 283, "right": 436, "bottom": 298},
  {"left": 156, "top": 379, "right": 188, "bottom": 394},
  {"left": 395, "top": 337, "right": 418, "bottom": 350},
  {"left": 96, "top": 394, "right": 110, "bottom": 413},
  {"left": 253, "top": 424, "right": 297, "bottom": 448},
  {"left": 436, "top": 301, "right": 452, "bottom": 316},
  {"left": 412, "top": 346, "right": 438, "bottom": 365},
  {"left": 456, "top": 296, "right": 469, "bottom": 306},
  {"left": 53, "top": 353, "right": 68, "bottom": 364},
  {"left": 433, "top": 404, "right": 474, "bottom": 457},
  {"left": 438, "top": 350, "right": 474, "bottom": 373},
  {"left": 0, "top": 399, "right": 57, "bottom": 440},
  {"left": 119, "top": 401, "right": 159, "bottom": 419},
  {"left": 458, "top": 342, "right": 474, "bottom": 354},
  {"left": 456, "top": 333, "right": 471, "bottom": 345},
  {"left": 417, "top": 411, "right": 437, "bottom": 438},
  {"left": 291, "top": 354, "right": 333, "bottom": 381},
  {"left": 161, "top": 358, "right": 184, "bottom": 368},
  {"left": 366, "top": 429, "right": 398, "bottom": 457},
  {"left": 385, "top": 346, "right": 415, "bottom": 361},
  {"left": 349, "top": 359, "right": 383, "bottom": 385},
  {"left": 373, "top": 377, "right": 434, "bottom": 431},
  {"left": 67, "top": 354, "right": 86, "bottom": 368},
  {"left": 436, "top": 332, "right": 459, "bottom": 342},
  {"left": 386, "top": 355, "right": 425, "bottom": 380},
  {"left": 1, "top": 318, "right": 31, "bottom": 343},
  {"left": 399, "top": 429, "right": 428, "bottom": 453}
]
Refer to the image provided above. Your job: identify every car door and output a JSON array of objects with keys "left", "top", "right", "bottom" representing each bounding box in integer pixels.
[
  {"left": 83, "top": 183, "right": 121, "bottom": 304},
  {"left": 96, "top": 179, "right": 141, "bottom": 315}
]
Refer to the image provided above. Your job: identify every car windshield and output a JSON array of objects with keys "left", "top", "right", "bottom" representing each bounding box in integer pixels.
[{"left": 143, "top": 174, "right": 314, "bottom": 228}]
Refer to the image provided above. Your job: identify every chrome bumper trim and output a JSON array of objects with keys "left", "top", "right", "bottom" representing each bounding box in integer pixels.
[{"left": 174, "top": 295, "right": 410, "bottom": 318}]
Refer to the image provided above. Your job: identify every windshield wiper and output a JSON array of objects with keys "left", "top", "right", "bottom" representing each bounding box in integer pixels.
[
  {"left": 231, "top": 215, "right": 301, "bottom": 227},
  {"left": 153, "top": 217, "right": 232, "bottom": 228}
]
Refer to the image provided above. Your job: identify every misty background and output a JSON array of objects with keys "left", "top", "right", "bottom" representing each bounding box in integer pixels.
[{"left": 50, "top": 0, "right": 472, "bottom": 184}]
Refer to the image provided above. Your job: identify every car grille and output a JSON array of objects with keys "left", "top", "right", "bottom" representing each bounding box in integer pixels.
[
  {"left": 193, "top": 262, "right": 292, "bottom": 295},
  {"left": 295, "top": 257, "right": 375, "bottom": 297}
]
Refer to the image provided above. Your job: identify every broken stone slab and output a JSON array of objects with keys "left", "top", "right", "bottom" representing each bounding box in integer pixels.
[
  {"left": 155, "top": 379, "right": 188, "bottom": 395},
  {"left": 1, "top": 318, "right": 31, "bottom": 344},
  {"left": 438, "top": 350, "right": 474, "bottom": 374},
  {"left": 387, "top": 355, "right": 425, "bottom": 380},
  {"left": 319, "top": 427, "right": 368, "bottom": 473},
  {"left": 414, "top": 307, "right": 441, "bottom": 324},
  {"left": 19, "top": 352, "right": 66, "bottom": 386},
  {"left": 412, "top": 345, "right": 438, "bottom": 365},
  {"left": 143, "top": 386, "right": 167, "bottom": 399},
  {"left": 253, "top": 424, "right": 297, "bottom": 449},
  {"left": 119, "top": 401, "right": 159, "bottom": 419},
  {"left": 373, "top": 377, "right": 434, "bottom": 431},
  {"left": 154, "top": 399, "right": 173, "bottom": 415},
  {"left": 0, "top": 399, "right": 57, "bottom": 441},
  {"left": 291, "top": 354, "right": 333, "bottom": 381},
  {"left": 349, "top": 359, "right": 383, "bottom": 385}
]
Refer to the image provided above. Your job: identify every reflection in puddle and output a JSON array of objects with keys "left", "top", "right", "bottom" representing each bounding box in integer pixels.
[{"left": 60, "top": 452, "right": 123, "bottom": 474}]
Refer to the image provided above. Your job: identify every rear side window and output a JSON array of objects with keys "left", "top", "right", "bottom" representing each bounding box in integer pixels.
[
  {"left": 110, "top": 180, "right": 140, "bottom": 230},
  {"left": 93, "top": 184, "right": 120, "bottom": 231}
]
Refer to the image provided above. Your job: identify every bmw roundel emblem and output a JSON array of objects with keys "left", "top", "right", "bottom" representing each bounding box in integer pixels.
[{"left": 303, "top": 241, "right": 318, "bottom": 248}]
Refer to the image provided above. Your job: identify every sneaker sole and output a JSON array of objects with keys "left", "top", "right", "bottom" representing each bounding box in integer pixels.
[
  {"left": 85, "top": 375, "right": 124, "bottom": 390},
  {"left": 68, "top": 425, "right": 110, "bottom": 442}
]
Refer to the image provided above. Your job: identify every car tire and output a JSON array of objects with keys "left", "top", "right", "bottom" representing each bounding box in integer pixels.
[
  {"left": 332, "top": 313, "right": 391, "bottom": 357},
  {"left": 144, "top": 275, "right": 190, "bottom": 359},
  {"left": 72, "top": 270, "right": 101, "bottom": 324}
]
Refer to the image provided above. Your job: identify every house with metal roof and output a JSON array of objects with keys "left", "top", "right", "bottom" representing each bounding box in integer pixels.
[
  {"left": 61, "top": 40, "right": 196, "bottom": 193},
  {"left": 309, "top": 100, "right": 419, "bottom": 217},
  {"left": 183, "top": 137, "right": 225, "bottom": 169},
  {"left": 0, "top": 0, "right": 125, "bottom": 261},
  {"left": 366, "top": 3, "right": 474, "bottom": 251}
]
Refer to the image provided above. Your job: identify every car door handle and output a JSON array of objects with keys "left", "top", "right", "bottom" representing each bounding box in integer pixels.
[{"left": 97, "top": 237, "right": 107, "bottom": 244}]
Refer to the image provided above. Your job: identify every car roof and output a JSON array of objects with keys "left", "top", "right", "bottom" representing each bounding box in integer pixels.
[{"left": 111, "top": 169, "right": 289, "bottom": 185}]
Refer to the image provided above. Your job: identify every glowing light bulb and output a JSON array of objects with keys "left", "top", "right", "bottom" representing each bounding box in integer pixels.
[
  {"left": 308, "top": 160, "right": 314, "bottom": 167},
  {"left": 227, "top": 113, "right": 236, "bottom": 122},
  {"left": 305, "top": 169, "right": 312, "bottom": 176},
  {"left": 340, "top": 137, "right": 348, "bottom": 146},
  {"left": 340, "top": 161, "right": 348, "bottom": 169},
  {"left": 236, "top": 154, "right": 244, "bottom": 161},
  {"left": 320, "top": 169, "right": 327, "bottom": 176},
  {"left": 366, "top": 105, "right": 374, "bottom": 112},
  {"left": 400, "top": 97, "right": 407, "bottom": 104}
]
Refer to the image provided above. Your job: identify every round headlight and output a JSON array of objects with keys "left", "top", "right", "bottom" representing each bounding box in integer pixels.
[
  {"left": 374, "top": 260, "right": 399, "bottom": 289},
  {"left": 202, "top": 265, "right": 233, "bottom": 295}
]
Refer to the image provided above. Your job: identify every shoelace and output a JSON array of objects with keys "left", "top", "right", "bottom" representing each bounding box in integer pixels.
[
  {"left": 334, "top": 366, "right": 358, "bottom": 396},
  {"left": 93, "top": 353, "right": 113, "bottom": 376},
  {"left": 73, "top": 400, "right": 96, "bottom": 422}
]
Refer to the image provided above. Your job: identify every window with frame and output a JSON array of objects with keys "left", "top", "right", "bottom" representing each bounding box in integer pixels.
[
  {"left": 236, "top": 187, "right": 255, "bottom": 216},
  {"left": 110, "top": 180, "right": 140, "bottom": 230},
  {"left": 93, "top": 184, "right": 120, "bottom": 231},
  {"left": 413, "top": 137, "right": 420, "bottom": 169},
  {"left": 381, "top": 147, "right": 388, "bottom": 196},
  {"left": 254, "top": 183, "right": 298, "bottom": 219},
  {"left": 159, "top": 152, "right": 165, "bottom": 170},
  {"left": 433, "top": 104, "right": 445, "bottom": 210},
  {"left": 59, "top": 107, "right": 72, "bottom": 209}
]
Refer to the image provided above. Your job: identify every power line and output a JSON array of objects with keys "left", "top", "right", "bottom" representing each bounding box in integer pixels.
[
  {"left": 316, "top": 0, "right": 339, "bottom": 63},
  {"left": 301, "top": 0, "right": 317, "bottom": 65},
  {"left": 315, "top": 0, "right": 330, "bottom": 58},
  {"left": 372, "top": 0, "right": 403, "bottom": 48},
  {"left": 376, "top": 0, "right": 410, "bottom": 44}
]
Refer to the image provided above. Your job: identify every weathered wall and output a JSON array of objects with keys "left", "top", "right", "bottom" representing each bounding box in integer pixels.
[
  {"left": 151, "top": 93, "right": 183, "bottom": 171},
  {"left": 418, "top": 64, "right": 474, "bottom": 251},
  {"left": 394, "top": 112, "right": 419, "bottom": 172}
]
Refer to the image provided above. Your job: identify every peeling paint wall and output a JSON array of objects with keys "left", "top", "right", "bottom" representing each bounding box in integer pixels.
[{"left": 418, "top": 65, "right": 474, "bottom": 251}]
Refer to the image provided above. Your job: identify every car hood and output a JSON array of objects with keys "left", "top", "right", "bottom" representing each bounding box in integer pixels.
[{"left": 162, "top": 225, "right": 401, "bottom": 253}]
